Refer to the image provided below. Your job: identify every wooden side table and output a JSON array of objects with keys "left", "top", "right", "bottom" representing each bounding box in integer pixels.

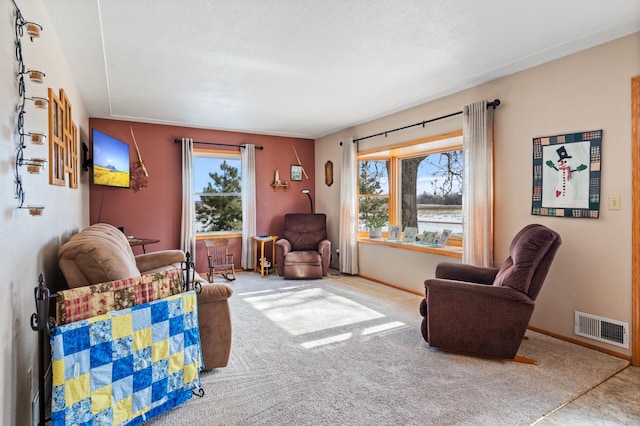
[
  {"left": 128, "top": 238, "right": 160, "bottom": 254},
  {"left": 252, "top": 235, "right": 278, "bottom": 278}
]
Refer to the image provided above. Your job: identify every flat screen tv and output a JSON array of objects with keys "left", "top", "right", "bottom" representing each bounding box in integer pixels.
[{"left": 92, "top": 129, "right": 130, "bottom": 188}]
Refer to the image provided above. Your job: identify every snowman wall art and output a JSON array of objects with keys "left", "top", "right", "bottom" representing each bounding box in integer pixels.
[{"left": 532, "top": 130, "right": 602, "bottom": 218}]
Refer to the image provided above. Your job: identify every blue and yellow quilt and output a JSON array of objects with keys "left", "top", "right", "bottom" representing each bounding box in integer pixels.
[{"left": 50, "top": 291, "right": 202, "bottom": 425}]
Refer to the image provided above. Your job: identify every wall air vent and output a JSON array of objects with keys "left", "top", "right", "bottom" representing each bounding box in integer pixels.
[{"left": 574, "top": 311, "right": 628, "bottom": 349}]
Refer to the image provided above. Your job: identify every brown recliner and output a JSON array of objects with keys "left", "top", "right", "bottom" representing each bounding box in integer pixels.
[
  {"left": 58, "top": 223, "right": 232, "bottom": 370},
  {"left": 275, "top": 213, "right": 331, "bottom": 279},
  {"left": 420, "top": 224, "right": 562, "bottom": 360}
]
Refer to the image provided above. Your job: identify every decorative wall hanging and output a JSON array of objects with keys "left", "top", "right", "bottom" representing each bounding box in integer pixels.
[
  {"left": 292, "top": 145, "right": 308, "bottom": 179},
  {"left": 129, "top": 125, "right": 148, "bottom": 192},
  {"left": 48, "top": 88, "right": 65, "bottom": 186},
  {"left": 324, "top": 160, "right": 333, "bottom": 186},
  {"left": 13, "top": 0, "right": 46, "bottom": 215},
  {"left": 532, "top": 130, "right": 602, "bottom": 218},
  {"left": 290, "top": 164, "right": 303, "bottom": 181}
]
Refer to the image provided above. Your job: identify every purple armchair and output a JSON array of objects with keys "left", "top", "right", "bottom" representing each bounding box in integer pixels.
[
  {"left": 420, "top": 224, "right": 562, "bottom": 360},
  {"left": 275, "top": 214, "right": 331, "bottom": 279}
]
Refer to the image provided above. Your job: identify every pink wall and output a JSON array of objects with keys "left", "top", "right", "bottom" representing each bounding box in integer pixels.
[{"left": 88, "top": 118, "right": 315, "bottom": 273}]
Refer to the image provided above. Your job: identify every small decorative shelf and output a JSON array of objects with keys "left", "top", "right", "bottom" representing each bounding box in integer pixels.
[{"left": 271, "top": 183, "right": 290, "bottom": 192}]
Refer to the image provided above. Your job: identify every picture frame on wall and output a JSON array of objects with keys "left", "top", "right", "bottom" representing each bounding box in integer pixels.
[
  {"left": 291, "top": 164, "right": 303, "bottom": 181},
  {"left": 531, "top": 130, "right": 601, "bottom": 218}
]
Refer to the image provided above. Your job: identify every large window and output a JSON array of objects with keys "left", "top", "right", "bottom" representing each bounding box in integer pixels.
[
  {"left": 358, "top": 132, "right": 463, "bottom": 238},
  {"left": 193, "top": 150, "right": 242, "bottom": 234}
]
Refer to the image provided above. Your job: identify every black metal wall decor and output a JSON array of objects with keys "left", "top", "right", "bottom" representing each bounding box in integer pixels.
[{"left": 13, "top": 0, "right": 46, "bottom": 215}]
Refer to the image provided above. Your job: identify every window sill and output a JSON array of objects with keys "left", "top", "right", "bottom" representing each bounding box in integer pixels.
[
  {"left": 358, "top": 237, "right": 462, "bottom": 259},
  {"left": 196, "top": 232, "right": 242, "bottom": 240}
]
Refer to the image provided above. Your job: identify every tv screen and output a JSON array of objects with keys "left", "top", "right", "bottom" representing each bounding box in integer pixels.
[{"left": 92, "top": 129, "right": 130, "bottom": 188}]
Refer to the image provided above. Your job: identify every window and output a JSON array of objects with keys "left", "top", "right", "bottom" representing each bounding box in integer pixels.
[
  {"left": 358, "top": 159, "right": 390, "bottom": 230},
  {"left": 358, "top": 132, "right": 463, "bottom": 240},
  {"left": 193, "top": 150, "right": 242, "bottom": 234}
]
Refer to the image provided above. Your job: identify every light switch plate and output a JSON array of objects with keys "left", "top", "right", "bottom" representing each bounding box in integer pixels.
[{"left": 609, "top": 195, "right": 621, "bottom": 210}]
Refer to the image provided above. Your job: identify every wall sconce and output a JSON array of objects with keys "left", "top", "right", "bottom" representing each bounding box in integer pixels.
[
  {"left": 27, "top": 69, "right": 45, "bottom": 83},
  {"left": 24, "top": 22, "right": 42, "bottom": 39},
  {"left": 27, "top": 96, "right": 48, "bottom": 108},
  {"left": 22, "top": 158, "right": 47, "bottom": 174},
  {"left": 27, "top": 132, "right": 46, "bottom": 145},
  {"left": 19, "top": 205, "right": 45, "bottom": 216},
  {"left": 13, "top": 2, "right": 45, "bottom": 212},
  {"left": 301, "top": 189, "right": 314, "bottom": 214}
]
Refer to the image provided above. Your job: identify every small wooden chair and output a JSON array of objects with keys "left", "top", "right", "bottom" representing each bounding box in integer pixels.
[{"left": 204, "top": 238, "right": 236, "bottom": 283}]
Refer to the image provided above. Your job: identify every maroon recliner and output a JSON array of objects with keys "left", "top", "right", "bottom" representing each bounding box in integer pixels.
[
  {"left": 420, "top": 224, "right": 562, "bottom": 360},
  {"left": 275, "top": 214, "right": 331, "bottom": 279}
]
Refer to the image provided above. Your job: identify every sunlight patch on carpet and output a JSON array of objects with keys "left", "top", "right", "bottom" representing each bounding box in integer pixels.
[
  {"left": 301, "top": 333, "right": 353, "bottom": 349},
  {"left": 244, "top": 287, "right": 385, "bottom": 335},
  {"left": 362, "top": 321, "right": 405, "bottom": 336}
]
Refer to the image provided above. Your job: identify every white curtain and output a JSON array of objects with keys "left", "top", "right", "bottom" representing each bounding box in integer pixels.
[
  {"left": 180, "top": 138, "right": 196, "bottom": 258},
  {"left": 339, "top": 138, "right": 359, "bottom": 275},
  {"left": 241, "top": 144, "right": 256, "bottom": 269},
  {"left": 462, "top": 101, "right": 494, "bottom": 266}
]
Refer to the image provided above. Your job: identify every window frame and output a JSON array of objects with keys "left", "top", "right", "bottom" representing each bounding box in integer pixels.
[
  {"left": 193, "top": 148, "right": 243, "bottom": 238},
  {"left": 357, "top": 131, "right": 463, "bottom": 250}
]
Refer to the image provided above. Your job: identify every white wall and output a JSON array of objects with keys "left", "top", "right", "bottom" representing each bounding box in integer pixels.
[
  {"left": 0, "top": 1, "right": 89, "bottom": 424},
  {"left": 316, "top": 32, "right": 640, "bottom": 356}
]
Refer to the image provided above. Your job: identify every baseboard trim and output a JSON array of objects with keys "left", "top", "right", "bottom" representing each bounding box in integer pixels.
[
  {"left": 355, "top": 274, "right": 632, "bottom": 362},
  {"left": 527, "top": 326, "right": 631, "bottom": 362},
  {"left": 356, "top": 273, "right": 424, "bottom": 297}
]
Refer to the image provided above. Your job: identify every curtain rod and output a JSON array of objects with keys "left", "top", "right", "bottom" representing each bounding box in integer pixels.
[
  {"left": 173, "top": 139, "right": 264, "bottom": 150},
  {"left": 346, "top": 99, "right": 500, "bottom": 144}
]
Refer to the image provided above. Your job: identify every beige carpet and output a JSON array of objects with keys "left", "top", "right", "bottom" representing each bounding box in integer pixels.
[{"left": 149, "top": 272, "right": 629, "bottom": 425}]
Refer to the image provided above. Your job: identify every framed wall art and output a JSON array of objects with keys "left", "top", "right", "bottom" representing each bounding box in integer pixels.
[
  {"left": 532, "top": 130, "right": 601, "bottom": 218},
  {"left": 291, "top": 164, "right": 303, "bottom": 181}
]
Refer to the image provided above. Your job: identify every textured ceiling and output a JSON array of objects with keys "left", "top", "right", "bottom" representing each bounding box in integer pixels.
[{"left": 43, "top": 0, "right": 640, "bottom": 139}]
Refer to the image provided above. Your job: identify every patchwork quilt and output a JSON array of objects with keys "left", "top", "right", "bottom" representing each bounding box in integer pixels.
[
  {"left": 56, "top": 269, "right": 184, "bottom": 325},
  {"left": 50, "top": 291, "right": 202, "bottom": 426}
]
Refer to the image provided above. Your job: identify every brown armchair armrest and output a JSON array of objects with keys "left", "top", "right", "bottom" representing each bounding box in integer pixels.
[
  {"left": 275, "top": 238, "right": 292, "bottom": 254},
  {"left": 435, "top": 262, "right": 500, "bottom": 285},
  {"left": 318, "top": 239, "right": 331, "bottom": 254},
  {"left": 135, "top": 250, "right": 186, "bottom": 273},
  {"left": 198, "top": 282, "right": 233, "bottom": 303},
  {"left": 425, "top": 278, "right": 534, "bottom": 305}
]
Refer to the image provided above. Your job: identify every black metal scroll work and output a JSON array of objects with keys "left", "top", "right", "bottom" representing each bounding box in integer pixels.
[
  {"left": 181, "top": 251, "right": 202, "bottom": 293},
  {"left": 180, "top": 252, "right": 205, "bottom": 398},
  {"left": 13, "top": 0, "right": 46, "bottom": 215},
  {"left": 30, "top": 273, "right": 57, "bottom": 426}
]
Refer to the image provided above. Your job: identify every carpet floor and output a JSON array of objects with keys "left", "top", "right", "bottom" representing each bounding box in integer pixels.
[{"left": 149, "top": 272, "right": 629, "bottom": 425}]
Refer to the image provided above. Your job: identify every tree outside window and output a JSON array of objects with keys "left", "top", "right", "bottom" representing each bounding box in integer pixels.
[
  {"left": 358, "top": 160, "right": 389, "bottom": 230},
  {"left": 194, "top": 153, "right": 242, "bottom": 233},
  {"left": 358, "top": 133, "right": 463, "bottom": 239},
  {"left": 402, "top": 150, "right": 462, "bottom": 233}
]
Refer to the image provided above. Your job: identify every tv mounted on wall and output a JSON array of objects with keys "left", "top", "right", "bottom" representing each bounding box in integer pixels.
[{"left": 92, "top": 129, "right": 130, "bottom": 188}]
